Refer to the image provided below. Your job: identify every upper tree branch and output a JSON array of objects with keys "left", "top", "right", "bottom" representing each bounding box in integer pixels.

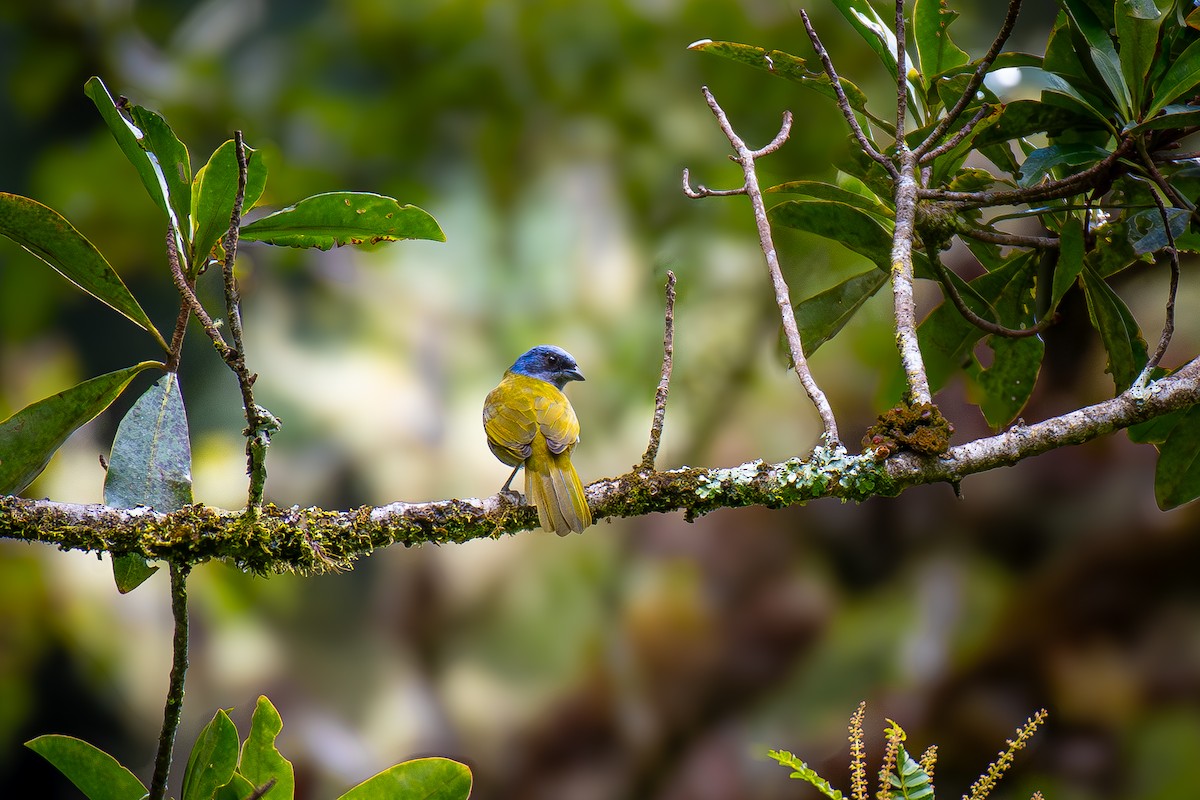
[
  {"left": 6, "top": 359, "right": 1199, "bottom": 572},
  {"left": 684, "top": 86, "right": 841, "bottom": 443}
]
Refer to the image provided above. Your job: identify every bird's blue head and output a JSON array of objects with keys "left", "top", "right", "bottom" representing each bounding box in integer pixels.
[{"left": 509, "top": 345, "right": 585, "bottom": 389}]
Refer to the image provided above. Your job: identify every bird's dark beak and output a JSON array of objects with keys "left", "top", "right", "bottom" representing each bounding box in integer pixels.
[{"left": 565, "top": 368, "right": 585, "bottom": 382}]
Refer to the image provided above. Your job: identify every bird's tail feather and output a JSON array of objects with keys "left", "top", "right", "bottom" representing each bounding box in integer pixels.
[{"left": 526, "top": 441, "right": 591, "bottom": 535}]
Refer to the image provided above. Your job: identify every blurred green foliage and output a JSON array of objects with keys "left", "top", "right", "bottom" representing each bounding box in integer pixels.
[{"left": 4, "top": 2, "right": 1200, "bottom": 800}]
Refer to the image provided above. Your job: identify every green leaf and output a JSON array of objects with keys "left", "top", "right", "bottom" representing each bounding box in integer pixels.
[
  {"left": 766, "top": 749, "right": 844, "bottom": 800},
  {"left": 1080, "top": 266, "right": 1148, "bottom": 391},
  {"left": 104, "top": 373, "right": 193, "bottom": 512},
  {"left": 191, "top": 139, "right": 269, "bottom": 270},
  {"left": 914, "top": 0, "right": 969, "bottom": 81},
  {"left": 1154, "top": 404, "right": 1200, "bottom": 509},
  {"left": 26, "top": 735, "right": 147, "bottom": 800},
  {"left": 215, "top": 774, "right": 256, "bottom": 800},
  {"left": 85, "top": 77, "right": 171, "bottom": 217},
  {"left": 239, "top": 696, "right": 295, "bottom": 800},
  {"left": 977, "top": 334, "right": 1044, "bottom": 428},
  {"left": 831, "top": 0, "right": 899, "bottom": 80},
  {"left": 973, "top": 99, "right": 1102, "bottom": 148},
  {"left": 1017, "top": 144, "right": 1111, "bottom": 188},
  {"left": 1128, "top": 103, "right": 1200, "bottom": 133},
  {"left": 1146, "top": 35, "right": 1200, "bottom": 117},
  {"left": 1129, "top": 206, "right": 1189, "bottom": 255},
  {"left": 769, "top": 199, "right": 894, "bottom": 272},
  {"left": 337, "top": 757, "right": 472, "bottom": 800},
  {"left": 794, "top": 269, "right": 888, "bottom": 355},
  {"left": 1062, "top": 0, "right": 1133, "bottom": 118},
  {"left": 1128, "top": 407, "right": 1182, "bottom": 444},
  {"left": 128, "top": 104, "right": 192, "bottom": 249},
  {"left": 182, "top": 709, "right": 240, "bottom": 800},
  {"left": 103, "top": 372, "right": 192, "bottom": 592},
  {"left": 240, "top": 192, "right": 444, "bottom": 250},
  {"left": 0, "top": 193, "right": 165, "bottom": 348},
  {"left": 0, "top": 362, "right": 160, "bottom": 495},
  {"left": 766, "top": 180, "right": 892, "bottom": 220},
  {"left": 686, "top": 40, "right": 883, "bottom": 130},
  {"left": 919, "top": 251, "right": 1038, "bottom": 391},
  {"left": 1051, "top": 217, "right": 1085, "bottom": 313},
  {"left": 1115, "top": 0, "right": 1171, "bottom": 113}
]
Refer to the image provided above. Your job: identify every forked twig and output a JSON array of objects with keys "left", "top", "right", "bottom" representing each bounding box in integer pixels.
[{"left": 684, "top": 86, "right": 840, "bottom": 443}]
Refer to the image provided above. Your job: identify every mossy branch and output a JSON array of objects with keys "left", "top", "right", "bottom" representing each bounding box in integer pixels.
[{"left": 4, "top": 356, "right": 1199, "bottom": 573}]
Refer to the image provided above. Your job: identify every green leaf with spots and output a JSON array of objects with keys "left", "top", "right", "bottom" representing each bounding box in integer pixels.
[
  {"left": 0, "top": 363, "right": 160, "bottom": 495},
  {"left": 914, "top": 0, "right": 969, "bottom": 82},
  {"left": 240, "top": 192, "right": 444, "bottom": 250}
]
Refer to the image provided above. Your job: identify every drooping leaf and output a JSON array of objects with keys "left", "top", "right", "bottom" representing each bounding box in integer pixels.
[
  {"left": 766, "top": 180, "right": 892, "bottom": 219},
  {"left": 1146, "top": 35, "right": 1200, "bottom": 117},
  {"left": 1062, "top": 0, "right": 1133, "bottom": 118},
  {"left": 793, "top": 269, "right": 888, "bottom": 355},
  {"left": 191, "top": 138, "right": 269, "bottom": 271},
  {"left": 914, "top": 0, "right": 970, "bottom": 83},
  {"left": 977, "top": 333, "right": 1044, "bottom": 428},
  {"left": 769, "top": 199, "right": 894, "bottom": 272},
  {"left": 337, "top": 757, "right": 473, "bottom": 800},
  {"left": 84, "top": 77, "right": 172, "bottom": 217},
  {"left": 239, "top": 696, "right": 295, "bottom": 800},
  {"left": 128, "top": 104, "right": 192, "bottom": 249},
  {"left": 0, "top": 362, "right": 160, "bottom": 495},
  {"left": 1051, "top": 217, "right": 1085, "bottom": 312},
  {"left": 919, "top": 251, "right": 1038, "bottom": 391},
  {"left": 686, "top": 40, "right": 884, "bottom": 131},
  {"left": 0, "top": 193, "right": 165, "bottom": 348},
  {"left": 104, "top": 372, "right": 192, "bottom": 592},
  {"left": 240, "top": 192, "right": 444, "bottom": 250},
  {"left": 26, "top": 735, "right": 147, "bottom": 800},
  {"left": 1153, "top": 404, "right": 1200, "bottom": 509},
  {"left": 104, "top": 372, "right": 193, "bottom": 512},
  {"left": 1115, "top": 0, "right": 1172, "bottom": 113},
  {"left": 182, "top": 709, "right": 240, "bottom": 800},
  {"left": 1080, "top": 266, "right": 1148, "bottom": 391},
  {"left": 1128, "top": 103, "right": 1200, "bottom": 133}
]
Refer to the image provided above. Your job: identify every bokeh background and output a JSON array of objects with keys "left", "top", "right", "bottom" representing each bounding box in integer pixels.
[{"left": 4, "top": 1, "right": 1200, "bottom": 798}]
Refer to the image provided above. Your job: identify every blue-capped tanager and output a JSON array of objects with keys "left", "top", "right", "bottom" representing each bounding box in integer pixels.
[{"left": 483, "top": 345, "right": 592, "bottom": 535}]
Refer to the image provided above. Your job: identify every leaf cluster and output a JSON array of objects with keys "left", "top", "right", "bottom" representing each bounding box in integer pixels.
[{"left": 694, "top": 0, "right": 1200, "bottom": 507}]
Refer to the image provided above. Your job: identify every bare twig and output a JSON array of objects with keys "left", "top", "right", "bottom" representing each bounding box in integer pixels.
[
  {"left": 167, "top": 228, "right": 233, "bottom": 359},
  {"left": 961, "top": 227, "right": 1060, "bottom": 249},
  {"left": 164, "top": 300, "right": 191, "bottom": 373},
  {"left": 690, "top": 86, "right": 840, "bottom": 443},
  {"left": 148, "top": 562, "right": 190, "bottom": 800},
  {"left": 639, "top": 271, "right": 677, "bottom": 472},
  {"left": 915, "top": 0, "right": 1024, "bottom": 159},
  {"left": 682, "top": 168, "right": 747, "bottom": 198},
  {"left": 800, "top": 9, "right": 898, "bottom": 179},
  {"left": 1136, "top": 147, "right": 1181, "bottom": 381},
  {"left": 929, "top": 249, "right": 1056, "bottom": 338},
  {"left": 920, "top": 104, "right": 993, "bottom": 164},
  {"left": 892, "top": 151, "right": 932, "bottom": 403},
  {"left": 894, "top": 0, "right": 909, "bottom": 140},
  {"left": 219, "top": 131, "right": 277, "bottom": 509}
]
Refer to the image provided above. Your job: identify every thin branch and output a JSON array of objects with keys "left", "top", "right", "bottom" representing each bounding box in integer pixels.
[
  {"left": 961, "top": 227, "right": 1060, "bottom": 249},
  {"left": 148, "top": 562, "right": 190, "bottom": 800},
  {"left": 929, "top": 249, "right": 1056, "bottom": 338},
  {"left": 920, "top": 104, "right": 992, "bottom": 164},
  {"left": 6, "top": 358, "right": 1200, "bottom": 566},
  {"left": 892, "top": 150, "right": 932, "bottom": 403},
  {"left": 1136, "top": 151, "right": 1181, "bottom": 380},
  {"left": 167, "top": 228, "right": 234, "bottom": 360},
  {"left": 800, "top": 9, "right": 898, "bottom": 179},
  {"left": 639, "top": 271, "right": 676, "bottom": 472},
  {"left": 692, "top": 86, "right": 840, "bottom": 443},
  {"left": 219, "top": 131, "right": 276, "bottom": 510},
  {"left": 894, "top": 0, "right": 908, "bottom": 142},
  {"left": 918, "top": 137, "right": 1137, "bottom": 208},
  {"left": 915, "top": 0, "right": 1023, "bottom": 159},
  {"left": 682, "top": 167, "right": 747, "bottom": 198},
  {"left": 164, "top": 299, "right": 191, "bottom": 373}
]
